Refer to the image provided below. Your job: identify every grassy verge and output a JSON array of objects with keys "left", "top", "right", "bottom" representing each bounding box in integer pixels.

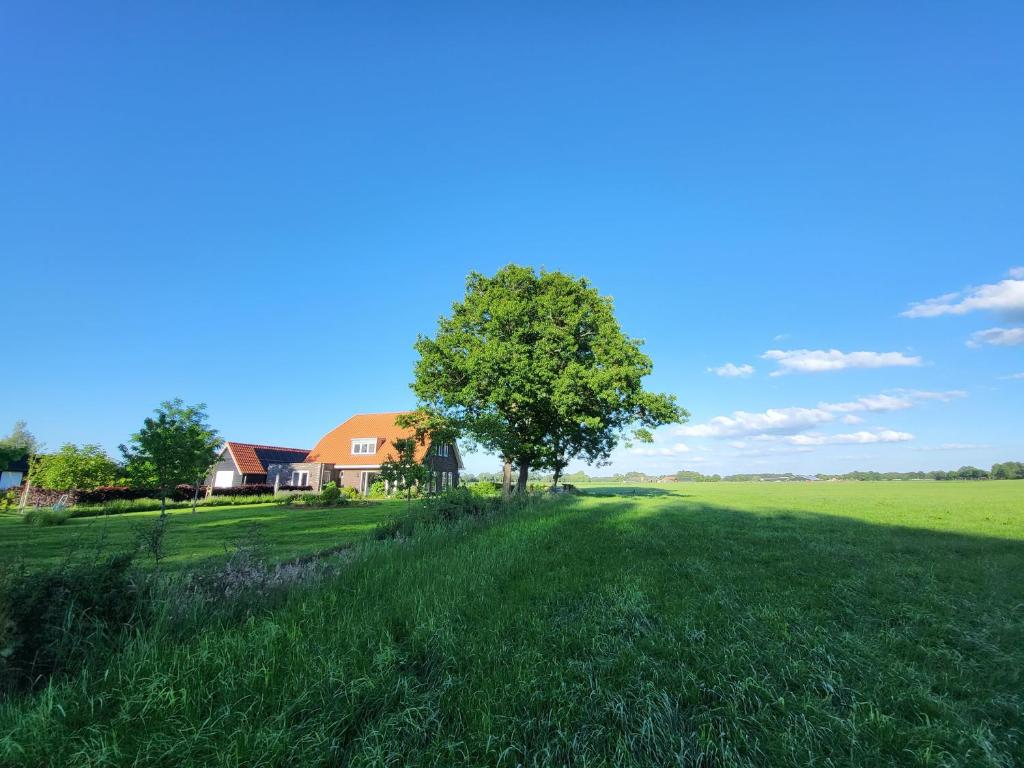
[{"left": 1, "top": 483, "right": 1022, "bottom": 766}]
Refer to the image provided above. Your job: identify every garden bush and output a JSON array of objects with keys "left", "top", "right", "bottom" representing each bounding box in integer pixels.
[
  {"left": 21, "top": 508, "right": 71, "bottom": 527},
  {"left": 465, "top": 481, "right": 502, "bottom": 498},
  {"left": 0, "top": 489, "right": 20, "bottom": 511},
  {"left": 374, "top": 486, "right": 507, "bottom": 540},
  {"left": 320, "top": 482, "right": 341, "bottom": 505}
]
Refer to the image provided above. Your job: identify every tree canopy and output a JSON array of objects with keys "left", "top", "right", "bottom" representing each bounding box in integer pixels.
[
  {"left": 119, "top": 399, "right": 221, "bottom": 513},
  {"left": 0, "top": 420, "right": 39, "bottom": 470},
  {"left": 410, "top": 265, "right": 686, "bottom": 492},
  {"left": 32, "top": 444, "right": 119, "bottom": 491}
]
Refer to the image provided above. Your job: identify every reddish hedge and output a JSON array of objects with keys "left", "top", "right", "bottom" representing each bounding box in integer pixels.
[{"left": 76, "top": 486, "right": 155, "bottom": 504}]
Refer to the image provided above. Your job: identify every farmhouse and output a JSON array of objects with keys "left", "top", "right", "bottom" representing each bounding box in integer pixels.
[
  {"left": 207, "top": 412, "right": 462, "bottom": 495},
  {"left": 207, "top": 443, "right": 312, "bottom": 489}
]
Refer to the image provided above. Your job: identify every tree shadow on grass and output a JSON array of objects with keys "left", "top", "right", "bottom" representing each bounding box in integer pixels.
[{"left": 578, "top": 486, "right": 679, "bottom": 498}]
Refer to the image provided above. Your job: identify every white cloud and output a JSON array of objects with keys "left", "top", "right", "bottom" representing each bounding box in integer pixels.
[
  {"left": 998, "top": 372, "right": 1024, "bottom": 380},
  {"left": 841, "top": 414, "right": 864, "bottom": 424},
  {"left": 967, "top": 327, "right": 1024, "bottom": 347},
  {"left": 678, "top": 406, "right": 834, "bottom": 438},
  {"left": 902, "top": 271, "right": 1024, "bottom": 319},
  {"left": 630, "top": 442, "right": 692, "bottom": 457},
  {"left": 708, "top": 362, "right": 755, "bottom": 377},
  {"left": 676, "top": 389, "right": 964, "bottom": 439},
  {"left": 783, "top": 430, "right": 914, "bottom": 446},
  {"left": 762, "top": 348, "right": 922, "bottom": 375}
]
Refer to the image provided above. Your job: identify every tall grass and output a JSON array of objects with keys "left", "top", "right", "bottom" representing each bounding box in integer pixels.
[{"left": 1, "top": 484, "right": 1022, "bottom": 766}]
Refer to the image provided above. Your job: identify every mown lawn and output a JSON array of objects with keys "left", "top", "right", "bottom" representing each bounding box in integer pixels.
[
  {"left": 1, "top": 481, "right": 1022, "bottom": 766},
  {"left": 0, "top": 500, "right": 403, "bottom": 569}
]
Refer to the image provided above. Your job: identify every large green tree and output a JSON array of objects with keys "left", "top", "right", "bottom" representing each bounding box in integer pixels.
[
  {"left": 32, "top": 444, "right": 119, "bottom": 491},
  {"left": 119, "top": 399, "right": 221, "bottom": 514},
  {"left": 410, "top": 265, "right": 686, "bottom": 493}
]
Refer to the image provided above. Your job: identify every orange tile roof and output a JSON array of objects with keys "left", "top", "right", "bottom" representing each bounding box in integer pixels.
[
  {"left": 225, "top": 442, "right": 311, "bottom": 474},
  {"left": 306, "top": 412, "right": 433, "bottom": 466}
]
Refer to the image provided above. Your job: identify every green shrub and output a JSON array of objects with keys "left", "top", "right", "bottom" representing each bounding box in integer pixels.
[
  {"left": 367, "top": 480, "right": 388, "bottom": 499},
  {"left": 0, "top": 489, "right": 20, "bottom": 512},
  {"left": 465, "top": 481, "right": 501, "bottom": 498},
  {"left": 0, "top": 552, "right": 144, "bottom": 693},
  {"left": 340, "top": 486, "right": 360, "bottom": 501},
  {"left": 22, "top": 508, "right": 71, "bottom": 526},
  {"left": 374, "top": 487, "right": 507, "bottom": 540},
  {"left": 320, "top": 482, "right": 341, "bottom": 505},
  {"left": 286, "top": 492, "right": 324, "bottom": 507}
]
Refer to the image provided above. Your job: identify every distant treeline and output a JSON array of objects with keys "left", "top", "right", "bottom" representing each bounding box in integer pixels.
[{"left": 546, "top": 462, "right": 1024, "bottom": 483}]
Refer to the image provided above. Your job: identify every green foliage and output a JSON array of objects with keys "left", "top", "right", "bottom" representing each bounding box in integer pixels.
[
  {"left": 30, "top": 443, "right": 119, "bottom": 491},
  {"left": 0, "top": 552, "right": 142, "bottom": 693},
  {"left": 378, "top": 437, "right": 432, "bottom": 505},
  {"left": 320, "top": 481, "right": 341, "bottom": 505},
  {"left": 119, "top": 399, "right": 221, "bottom": 512},
  {"left": 0, "top": 420, "right": 39, "bottom": 471},
  {"left": 374, "top": 486, "right": 515, "bottom": 540},
  {"left": 0, "top": 490, "right": 20, "bottom": 512},
  {"left": 21, "top": 508, "right": 71, "bottom": 527},
  {"left": 410, "top": 265, "right": 686, "bottom": 490},
  {"left": 367, "top": 479, "right": 388, "bottom": 499},
  {"left": 464, "top": 480, "right": 501, "bottom": 498},
  {"left": 991, "top": 461, "right": 1024, "bottom": 479}
]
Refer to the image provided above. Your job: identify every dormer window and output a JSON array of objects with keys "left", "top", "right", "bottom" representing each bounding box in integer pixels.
[
  {"left": 435, "top": 444, "right": 450, "bottom": 458},
  {"left": 352, "top": 438, "right": 377, "bottom": 455}
]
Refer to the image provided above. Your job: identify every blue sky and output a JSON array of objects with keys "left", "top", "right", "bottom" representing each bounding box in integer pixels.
[{"left": 2, "top": 3, "right": 1022, "bottom": 476}]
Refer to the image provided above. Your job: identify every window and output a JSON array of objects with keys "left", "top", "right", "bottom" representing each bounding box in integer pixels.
[
  {"left": 441, "top": 471, "right": 453, "bottom": 490},
  {"left": 435, "top": 444, "right": 450, "bottom": 458},
  {"left": 291, "top": 470, "right": 309, "bottom": 486},
  {"left": 352, "top": 438, "right": 377, "bottom": 455}
]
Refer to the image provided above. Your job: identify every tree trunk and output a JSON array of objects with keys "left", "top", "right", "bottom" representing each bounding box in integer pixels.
[
  {"left": 160, "top": 494, "right": 167, "bottom": 517},
  {"left": 516, "top": 462, "right": 529, "bottom": 494},
  {"left": 502, "top": 460, "right": 513, "bottom": 499},
  {"left": 191, "top": 481, "right": 200, "bottom": 514},
  {"left": 553, "top": 465, "right": 562, "bottom": 488}
]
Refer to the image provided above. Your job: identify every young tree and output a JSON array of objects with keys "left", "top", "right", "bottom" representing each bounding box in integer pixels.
[
  {"left": 378, "top": 437, "right": 433, "bottom": 509},
  {"left": 32, "top": 444, "right": 119, "bottom": 491},
  {"left": 410, "top": 265, "right": 686, "bottom": 494},
  {"left": 120, "top": 399, "right": 221, "bottom": 515}
]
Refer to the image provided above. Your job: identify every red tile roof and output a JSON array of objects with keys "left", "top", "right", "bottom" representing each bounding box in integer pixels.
[
  {"left": 306, "top": 412, "right": 433, "bottom": 466},
  {"left": 224, "top": 442, "right": 311, "bottom": 475}
]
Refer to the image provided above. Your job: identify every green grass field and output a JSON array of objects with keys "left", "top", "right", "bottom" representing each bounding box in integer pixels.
[
  {"left": 0, "top": 501, "right": 402, "bottom": 570},
  {"left": 2, "top": 481, "right": 1022, "bottom": 766}
]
